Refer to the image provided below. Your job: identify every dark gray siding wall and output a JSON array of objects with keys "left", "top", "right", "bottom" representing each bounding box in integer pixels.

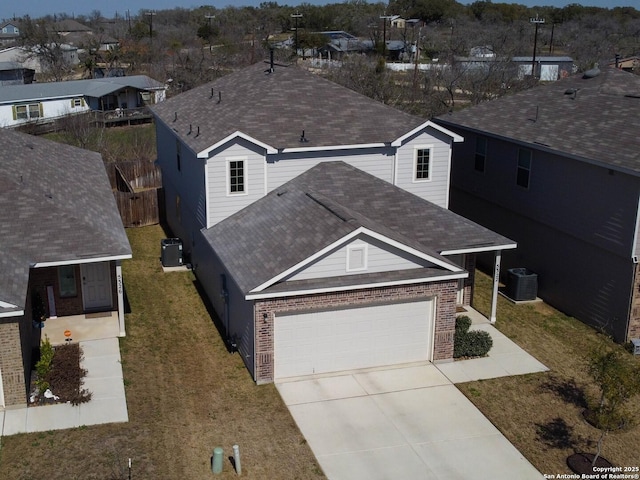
[
  {"left": 191, "top": 232, "right": 256, "bottom": 377},
  {"left": 450, "top": 133, "right": 639, "bottom": 258},
  {"left": 448, "top": 131, "right": 639, "bottom": 341},
  {"left": 454, "top": 189, "right": 633, "bottom": 342},
  {"left": 156, "top": 121, "right": 207, "bottom": 255}
]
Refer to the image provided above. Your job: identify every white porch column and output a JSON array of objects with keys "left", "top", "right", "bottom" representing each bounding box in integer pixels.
[
  {"left": 490, "top": 250, "right": 502, "bottom": 324},
  {"left": 116, "top": 260, "right": 126, "bottom": 336}
]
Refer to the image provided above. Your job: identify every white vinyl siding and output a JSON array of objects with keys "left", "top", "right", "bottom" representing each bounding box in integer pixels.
[
  {"left": 395, "top": 131, "right": 452, "bottom": 208},
  {"left": 274, "top": 299, "right": 434, "bottom": 378},
  {"left": 206, "top": 142, "right": 265, "bottom": 226},
  {"left": 265, "top": 150, "right": 394, "bottom": 193},
  {"left": 287, "top": 235, "right": 433, "bottom": 282}
]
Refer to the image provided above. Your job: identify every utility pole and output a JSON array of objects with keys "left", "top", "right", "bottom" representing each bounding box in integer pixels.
[
  {"left": 146, "top": 10, "right": 156, "bottom": 45},
  {"left": 205, "top": 14, "right": 215, "bottom": 52},
  {"left": 291, "top": 11, "right": 302, "bottom": 57},
  {"left": 529, "top": 14, "right": 545, "bottom": 79},
  {"left": 380, "top": 13, "right": 393, "bottom": 58},
  {"left": 548, "top": 23, "right": 555, "bottom": 54}
]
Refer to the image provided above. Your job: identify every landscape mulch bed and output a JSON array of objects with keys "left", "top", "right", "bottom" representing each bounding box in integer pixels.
[{"left": 30, "top": 343, "right": 92, "bottom": 406}]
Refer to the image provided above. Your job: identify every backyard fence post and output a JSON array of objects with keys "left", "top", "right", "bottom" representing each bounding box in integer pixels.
[
  {"left": 212, "top": 446, "right": 224, "bottom": 474},
  {"left": 233, "top": 444, "right": 241, "bottom": 475}
]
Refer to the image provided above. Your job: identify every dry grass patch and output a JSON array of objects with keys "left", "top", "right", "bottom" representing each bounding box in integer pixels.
[
  {"left": 0, "top": 225, "right": 323, "bottom": 479},
  {"left": 458, "top": 273, "right": 640, "bottom": 474}
]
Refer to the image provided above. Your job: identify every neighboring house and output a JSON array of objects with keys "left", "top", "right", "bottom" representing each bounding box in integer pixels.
[
  {"left": 0, "top": 44, "right": 79, "bottom": 74},
  {"left": 610, "top": 55, "right": 639, "bottom": 73},
  {"left": 0, "top": 127, "right": 131, "bottom": 408},
  {"left": 512, "top": 56, "right": 574, "bottom": 81},
  {"left": 0, "top": 21, "right": 20, "bottom": 46},
  {"left": 435, "top": 67, "right": 640, "bottom": 344},
  {"left": 53, "top": 19, "right": 119, "bottom": 51},
  {"left": 151, "top": 61, "right": 515, "bottom": 383},
  {"left": 0, "top": 75, "right": 166, "bottom": 128},
  {"left": 454, "top": 54, "right": 574, "bottom": 82},
  {"left": 0, "top": 61, "right": 34, "bottom": 85}
]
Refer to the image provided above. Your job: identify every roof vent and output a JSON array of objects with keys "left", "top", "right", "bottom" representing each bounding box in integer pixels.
[
  {"left": 187, "top": 124, "right": 192, "bottom": 135},
  {"left": 583, "top": 67, "right": 600, "bottom": 79},
  {"left": 565, "top": 88, "right": 578, "bottom": 99},
  {"left": 299, "top": 130, "right": 309, "bottom": 143},
  {"left": 173, "top": 111, "right": 177, "bottom": 122}
]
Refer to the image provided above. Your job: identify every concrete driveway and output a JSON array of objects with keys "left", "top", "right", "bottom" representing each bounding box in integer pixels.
[{"left": 277, "top": 363, "right": 543, "bottom": 480}]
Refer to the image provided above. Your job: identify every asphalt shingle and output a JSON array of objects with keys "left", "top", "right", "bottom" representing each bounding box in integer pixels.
[
  {"left": 435, "top": 68, "right": 640, "bottom": 175},
  {"left": 151, "top": 61, "right": 427, "bottom": 154},
  {"left": 202, "top": 161, "right": 513, "bottom": 295},
  {"left": 0, "top": 128, "right": 131, "bottom": 314}
]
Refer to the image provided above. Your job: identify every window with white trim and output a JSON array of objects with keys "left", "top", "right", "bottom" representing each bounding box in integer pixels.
[
  {"left": 14, "top": 103, "right": 41, "bottom": 120},
  {"left": 347, "top": 244, "right": 368, "bottom": 272},
  {"left": 517, "top": 149, "right": 532, "bottom": 188},
  {"left": 228, "top": 159, "right": 246, "bottom": 194},
  {"left": 414, "top": 147, "right": 432, "bottom": 181}
]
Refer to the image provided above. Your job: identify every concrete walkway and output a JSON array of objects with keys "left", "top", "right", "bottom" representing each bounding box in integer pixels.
[
  {"left": 277, "top": 310, "right": 548, "bottom": 480},
  {"left": 0, "top": 338, "right": 128, "bottom": 436}
]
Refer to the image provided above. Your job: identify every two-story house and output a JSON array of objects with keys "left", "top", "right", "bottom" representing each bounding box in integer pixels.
[
  {"left": 436, "top": 67, "right": 640, "bottom": 344},
  {"left": 151, "top": 61, "right": 515, "bottom": 383}
]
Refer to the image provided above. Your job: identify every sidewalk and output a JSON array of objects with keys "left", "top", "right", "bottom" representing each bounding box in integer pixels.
[
  {"left": 0, "top": 338, "right": 128, "bottom": 436},
  {"left": 438, "top": 307, "right": 549, "bottom": 383}
]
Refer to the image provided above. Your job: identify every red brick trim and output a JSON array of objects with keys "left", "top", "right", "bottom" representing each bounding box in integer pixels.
[{"left": 254, "top": 280, "right": 457, "bottom": 383}]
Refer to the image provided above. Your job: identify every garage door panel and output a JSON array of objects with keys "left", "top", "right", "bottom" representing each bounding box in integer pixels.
[{"left": 275, "top": 300, "right": 433, "bottom": 379}]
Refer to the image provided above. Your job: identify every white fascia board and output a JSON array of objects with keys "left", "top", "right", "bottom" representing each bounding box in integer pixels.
[
  {"left": 0, "top": 93, "right": 84, "bottom": 106},
  {"left": 197, "top": 131, "right": 277, "bottom": 158},
  {"left": 391, "top": 120, "right": 464, "bottom": 147},
  {"left": 246, "top": 272, "right": 468, "bottom": 300},
  {"left": 441, "top": 243, "right": 518, "bottom": 255},
  {"left": 32, "top": 253, "right": 132, "bottom": 268},
  {"left": 0, "top": 309, "right": 24, "bottom": 318},
  {"left": 249, "top": 226, "right": 462, "bottom": 294},
  {"left": 280, "top": 142, "right": 386, "bottom": 153}
]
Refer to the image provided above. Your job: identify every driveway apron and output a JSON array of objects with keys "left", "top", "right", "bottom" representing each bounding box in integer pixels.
[{"left": 277, "top": 363, "right": 543, "bottom": 480}]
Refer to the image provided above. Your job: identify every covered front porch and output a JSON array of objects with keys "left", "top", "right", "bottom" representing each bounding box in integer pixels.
[{"left": 40, "top": 311, "right": 120, "bottom": 346}]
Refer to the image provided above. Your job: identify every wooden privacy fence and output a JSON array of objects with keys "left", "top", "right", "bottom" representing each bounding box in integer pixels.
[{"left": 107, "top": 160, "right": 163, "bottom": 227}]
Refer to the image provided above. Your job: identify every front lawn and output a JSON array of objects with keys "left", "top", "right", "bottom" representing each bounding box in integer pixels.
[
  {"left": 459, "top": 273, "right": 640, "bottom": 474},
  {"left": 0, "top": 225, "right": 323, "bottom": 479}
]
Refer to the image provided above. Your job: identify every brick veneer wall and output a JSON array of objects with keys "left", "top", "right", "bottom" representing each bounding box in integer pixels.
[
  {"left": 253, "top": 280, "right": 458, "bottom": 384},
  {"left": 28, "top": 262, "right": 117, "bottom": 318},
  {"left": 0, "top": 317, "right": 31, "bottom": 407}
]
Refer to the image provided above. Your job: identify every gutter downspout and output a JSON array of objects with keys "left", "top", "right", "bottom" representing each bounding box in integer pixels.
[
  {"left": 116, "top": 260, "right": 126, "bottom": 336},
  {"left": 490, "top": 251, "right": 501, "bottom": 323}
]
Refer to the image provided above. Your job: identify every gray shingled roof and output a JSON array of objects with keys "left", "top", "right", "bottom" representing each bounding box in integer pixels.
[
  {"left": 202, "top": 161, "right": 514, "bottom": 295},
  {"left": 0, "top": 75, "right": 165, "bottom": 104},
  {"left": 435, "top": 67, "right": 640, "bottom": 175},
  {"left": 0, "top": 128, "right": 131, "bottom": 316},
  {"left": 151, "top": 61, "right": 427, "bottom": 153}
]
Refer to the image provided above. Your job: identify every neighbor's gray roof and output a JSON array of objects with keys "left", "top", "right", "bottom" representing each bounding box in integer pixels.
[
  {"left": 151, "top": 61, "right": 428, "bottom": 153},
  {"left": 202, "top": 161, "right": 514, "bottom": 295},
  {"left": 0, "top": 75, "right": 165, "bottom": 104},
  {"left": 436, "top": 67, "right": 640, "bottom": 175},
  {"left": 0, "top": 128, "right": 131, "bottom": 316}
]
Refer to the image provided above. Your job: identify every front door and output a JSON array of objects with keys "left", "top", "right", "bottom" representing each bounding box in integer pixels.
[{"left": 81, "top": 262, "right": 113, "bottom": 311}]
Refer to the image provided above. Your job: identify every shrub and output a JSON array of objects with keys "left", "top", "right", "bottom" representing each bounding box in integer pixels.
[
  {"left": 465, "top": 330, "right": 493, "bottom": 357},
  {"left": 453, "top": 316, "right": 493, "bottom": 358},
  {"left": 455, "top": 315, "right": 472, "bottom": 334},
  {"left": 34, "top": 336, "right": 54, "bottom": 392}
]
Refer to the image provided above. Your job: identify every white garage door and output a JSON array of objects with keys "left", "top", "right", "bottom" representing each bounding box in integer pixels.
[{"left": 274, "top": 299, "right": 434, "bottom": 379}]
